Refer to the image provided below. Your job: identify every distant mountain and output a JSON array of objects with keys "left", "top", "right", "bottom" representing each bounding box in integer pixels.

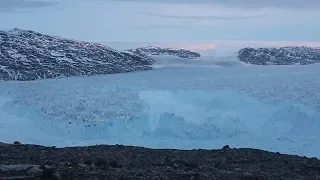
[
  {"left": 0, "top": 28, "right": 154, "bottom": 81},
  {"left": 238, "top": 47, "right": 320, "bottom": 65},
  {"left": 127, "top": 46, "right": 201, "bottom": 59}
]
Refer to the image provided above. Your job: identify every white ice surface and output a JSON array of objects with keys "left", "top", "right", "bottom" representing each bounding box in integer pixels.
[
  {"left": 1, "top": 62, "right": 320, "bottom": 158},
  {"left": 148, "top": 55, "right": 249, "bottom": 69}
]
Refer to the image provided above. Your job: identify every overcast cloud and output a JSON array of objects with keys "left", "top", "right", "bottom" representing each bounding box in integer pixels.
[
  {"left": 0, "top": 0, "right": 58, "bottom": 12},
  {"left": 140, "top": 12, "right": 268, "bottom": 20},
  {"left": 2, "top": 0, "right": 318, "bottom": 11},
  {"left": 0, "top": 0, "right": 319, "bottom": 43},
  {"left": 113, "top": 0, "right": 320, "bottom": 9}
]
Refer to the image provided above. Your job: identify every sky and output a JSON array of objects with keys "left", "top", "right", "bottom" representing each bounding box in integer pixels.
[{"left": 0, "top": 0, "right": 320, "bottom": 49}]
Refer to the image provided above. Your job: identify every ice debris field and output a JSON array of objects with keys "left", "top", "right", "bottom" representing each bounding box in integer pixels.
[{"left": 1, "top": 61, "right": 320, "bottom": 158}]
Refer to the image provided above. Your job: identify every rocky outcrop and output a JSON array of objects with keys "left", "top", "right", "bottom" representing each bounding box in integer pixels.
[
  {"left": 127, "top": 46, "right": 201, "bottom": 59},
  {"left": 238, "top": 46, "right": 320, "bottom": 65},
  {"left": 0, "top": 28, "right": 154, "bottom": 81}
]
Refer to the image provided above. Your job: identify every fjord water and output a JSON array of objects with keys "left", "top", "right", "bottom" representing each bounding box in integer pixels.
[{"left": 1, "top": 61, "right": 320, "bottom": 157}]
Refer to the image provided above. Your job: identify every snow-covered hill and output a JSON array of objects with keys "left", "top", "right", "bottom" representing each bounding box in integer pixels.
[
  {"left": 0, "top": 29, "right": 154, "bottom": 81},
  {"left": 127, "top": 46, "right": 201, "bottom": 59},
  {"left": 238, "top": 46, "right": 320, "bottom": 65}
]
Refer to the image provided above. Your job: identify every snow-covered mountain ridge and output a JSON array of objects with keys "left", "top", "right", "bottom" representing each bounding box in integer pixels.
[
  {"left": 238, "top": 46, "right": 320, "bottom": 65},
  {"left": 127, "top": 46, "right": 201, "bottom": 59},
  {"left": 0, "top": 28, "right": 154, "bottom": 81}
]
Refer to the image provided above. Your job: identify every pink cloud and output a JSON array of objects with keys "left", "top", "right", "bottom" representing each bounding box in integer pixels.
[{"left": 155, "top": 41, "right": 320, "bottom": 51}]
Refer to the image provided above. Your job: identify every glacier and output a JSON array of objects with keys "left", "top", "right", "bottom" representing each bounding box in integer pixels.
[{"left": 1, "top": 61, "right": 320, "bottom": 158}]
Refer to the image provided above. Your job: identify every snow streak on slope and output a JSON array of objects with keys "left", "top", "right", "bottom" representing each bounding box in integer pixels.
[{"left": 1, "top": 64, "right": 320, "bottom": 157}]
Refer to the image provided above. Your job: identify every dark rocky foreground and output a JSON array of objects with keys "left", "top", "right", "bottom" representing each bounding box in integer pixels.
[
  {"left": 1, "top": 142, "right": 320, "bottom": 180},
  {"left": 238, "top": 46, "right": 320, "bottom": 65}
]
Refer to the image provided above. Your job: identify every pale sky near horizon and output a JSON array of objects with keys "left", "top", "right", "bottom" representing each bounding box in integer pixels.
[{"left": 0, "top": 0, "right": 319, "bottom": 45}]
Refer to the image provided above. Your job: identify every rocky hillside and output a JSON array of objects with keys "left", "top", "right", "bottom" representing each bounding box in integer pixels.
[
  {"left": 1, "top": 142, "right": 320, "bottom": 180},
  {"left": 127, "top": 46, "right": 201, "bottom": 59},
  {"left": 238, "top": 46, "right": 320, "bottom": 65},
  {"left": 0, "top": 29, "right": 154, "bottom": 81}
]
